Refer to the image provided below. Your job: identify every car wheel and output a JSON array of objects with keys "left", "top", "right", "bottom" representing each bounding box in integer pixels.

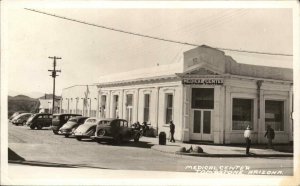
[
  {"left": 97, "top": 129, "right": 106, "bottom": 137},
  {"left": 95, "top": 138, "right": 102, "bottom": 144},
  {"left": 114, "top": 135, "right": 123, "bottom": 145},
  {"left": 30, "top": 125, "right": 35, "bottom": 130},
  {"left": 53, "top": 130, "right": 58, "bottom": 135},
  {"left": 22, "top": 121, "right": 26, "bottom": 126},
  {"left": 134, "top": 134, "right": 140, "bottom": 142},
  {"left": 76, "top": 137, "right": 82, "bottom": 141},
  {"left": 65, "top": 134, "right": 70, "bottom": 138},
  {"left": 37, "top": 124, "right": 42, "bottom": 130}
]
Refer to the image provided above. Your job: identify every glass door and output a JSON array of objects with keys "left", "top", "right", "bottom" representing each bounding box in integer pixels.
[
  {"left": 191, "top": 109, "right": 212, "bottom": 140},
  {"left": 190, "top": 88, "right": 214, "bottom": 141}
]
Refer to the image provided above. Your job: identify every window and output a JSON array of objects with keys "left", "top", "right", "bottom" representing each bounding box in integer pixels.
[
  {"left": 165, "top": 94, "right": 173, "bottom": 124},
  {"left": 113, "top": 95, "right": 119, "bottom": 118},
  {"left": 192, "top": 88, "right": 214, "bottom": 109},
  {"left": 144, "top": 94, "right": 150, "bottom": 123},
  {"left": 232, "top": 98, "right": 253, "bottom": 130},
  {"left": 126, "top": 94, "right": 133, "bottom": 124},
  {"left": 265, "top": 100, "right": 284, "bottom": 131},
  {"left": 101, "top": 95, "right": 107, "bottom": 118}
]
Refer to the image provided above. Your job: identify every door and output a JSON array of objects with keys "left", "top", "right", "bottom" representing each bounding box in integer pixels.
[
  {"left": 190, "top": 109, "right": 212, "bottom": 141},
  {"left": 190, "top": 88, "right": 214, "bottom": 141}
]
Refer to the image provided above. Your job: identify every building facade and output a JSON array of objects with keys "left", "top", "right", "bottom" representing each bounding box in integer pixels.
[
  {"left": 60, "top": 85, "right": 98, "bottom": 117},
  {"left": 61, "top": 46, "right": 293, "bottom": 144},
  {"left": 39, "top": 94, "right": 61, "bottom": 114}
]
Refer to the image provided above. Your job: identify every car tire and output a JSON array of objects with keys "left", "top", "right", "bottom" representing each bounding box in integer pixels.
[
  {"left": 95, "top": 138, "right": 102, "bottom": 144},
  {"left": 22, "top": 121, "right": 26, "bottom": 126},
  {"left": 53, "top": 130, "right": 58, "bottom": 135},
  {"left": 76, "top": 137, "right": 82, "bottom": 141},
  {"left": 37, "top": 124, "right": 42, "bottom": 130},
  {"left": 65, "top": 134, "right": 70, "bottom": 138},
  {"left": 97, "top": 129, "right": 106, "bottom": 137},
  {"left": 134, "top": 134, "right": 140, "bottom": 142},
  {"left": 30, "top": 125, "right": 35, "bottom": 130},
  {"left": 114, "top": 135, "right": 123, "bottom": 145}
]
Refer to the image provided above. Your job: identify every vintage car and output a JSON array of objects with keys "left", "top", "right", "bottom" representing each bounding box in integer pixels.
[
  {"left": 11, "top": 113, "right": 32, "bottom": 126},
  {"left": 59, "top": 116, "right": 89, "bottom": 137},
  {"left": 91, "top": 118, "right": 142, "bottom": 144},
  {"left": 51, "top": 114, "right": 82, "bottom": 134},
  {"left": 26, "top": 113, "right": 53, "bottom": 129},
  {"left": 9, "top": 111, "right": 26, "bottom": 121},
  {"left": 73, "top": 117, "right": 100, "bottom": 141}
]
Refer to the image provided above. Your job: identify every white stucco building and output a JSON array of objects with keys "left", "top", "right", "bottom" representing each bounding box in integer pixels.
[{"left": 61, "top": 46, "right": 293, "bottom": 144}]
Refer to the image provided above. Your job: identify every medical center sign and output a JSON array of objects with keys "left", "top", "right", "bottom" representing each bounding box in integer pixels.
[{"left": 182, "top": 78, "right": 224, "bottom": 85}]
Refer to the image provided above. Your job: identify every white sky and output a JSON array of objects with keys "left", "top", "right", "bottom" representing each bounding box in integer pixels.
[{"left": 4, "top": 4, "right": 293, "bottom": 97}]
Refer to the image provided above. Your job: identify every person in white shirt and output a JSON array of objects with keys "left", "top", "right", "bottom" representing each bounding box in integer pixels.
[{"left": 244, "top": 125, "right": 252, "bottom": 155}]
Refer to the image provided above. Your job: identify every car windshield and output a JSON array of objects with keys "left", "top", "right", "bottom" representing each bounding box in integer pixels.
[
  {"left": 84, "top": 118, "right": 97, "bottom": 124},
  {"left": 68, "top": 118, "right": 77, "bottom": 122},
  {"left": 99, "top": 120, "right": 110, "bottom": 125},
  {"left": 26, "top": 114, "right": 36, "bottom": 122},
  {"left": 53, "top": 115, "right": 60, "bottom": 120},
  {"left": 63, "top": 122, "right": 76, "bottom": 128}
]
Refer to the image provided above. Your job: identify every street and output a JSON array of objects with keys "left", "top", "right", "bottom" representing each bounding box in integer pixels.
[{"left": 8, "top": 123, "right": 293, "bottom": 175}]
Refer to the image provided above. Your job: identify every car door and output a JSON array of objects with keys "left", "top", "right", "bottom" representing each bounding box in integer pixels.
[
  {"left": 47, "top": 115, "right": 53, "bottom": 127},
  {"left": 36, "top": 115, "right": 43, "bottom": 126}
]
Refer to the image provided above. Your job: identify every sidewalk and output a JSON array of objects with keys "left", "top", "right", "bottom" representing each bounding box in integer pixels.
[{"left": 141, "top": 137, "right": 293, "bottom": 157}]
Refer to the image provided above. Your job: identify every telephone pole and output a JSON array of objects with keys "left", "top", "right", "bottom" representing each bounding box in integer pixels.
[{"left": 48, "top": 56, "right": 61, "bottom": 114}]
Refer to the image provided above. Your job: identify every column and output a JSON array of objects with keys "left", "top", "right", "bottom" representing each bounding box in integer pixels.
[
  {"left": 182, "top": 85, "right": 190, "bottom": 142},
  {"left": 224, "top": 85, "right": 231, "bottom": 144}
]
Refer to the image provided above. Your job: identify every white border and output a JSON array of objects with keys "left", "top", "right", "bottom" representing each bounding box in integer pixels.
[{"left": 1, "top": 1, "right": 299, "bottom": 185}]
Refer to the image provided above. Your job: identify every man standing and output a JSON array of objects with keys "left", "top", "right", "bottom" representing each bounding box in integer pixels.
[
  {"left": 169, "top": 121, "right": 175, "bottom": 143},
  {"left": 244, "top": 125, "right": 251, "bottom": 155},
  {"left": 265, "top": 125, "right": 275, "bottom": 149}
]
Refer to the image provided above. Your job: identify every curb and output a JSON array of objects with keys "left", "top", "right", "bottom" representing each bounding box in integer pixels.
[
  {"left": 174, "top": 151, "right": 293, "bottom": 158},
  {"left": 150, "top": 146, "right": 293, "bottom": 158}
]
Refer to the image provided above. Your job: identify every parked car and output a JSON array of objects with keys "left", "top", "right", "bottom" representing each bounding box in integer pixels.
[
  {"left": 51, "top": 114, "right": 81, "bottom": 134},
  {"left": 11, "top": 113, "right": 32, "bottom": 126},
  {"left": 26, "top": 113, "right": 52, "bottom": 130},
  {"left": 73, "top": 117, "right": 100, "bottom": 141},
  {"left": 59, "top": 116, "right": 89, "bottom": 137},
  {"left": 9, "top": 111, "right": 26, "bottom": 121},
  {"left": 91, "top": 118, "right": 142, "bottom": 144}
]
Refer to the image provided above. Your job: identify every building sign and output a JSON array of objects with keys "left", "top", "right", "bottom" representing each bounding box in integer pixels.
[{"left": 182, "top": 78, "right": 224, "bottom": 85}]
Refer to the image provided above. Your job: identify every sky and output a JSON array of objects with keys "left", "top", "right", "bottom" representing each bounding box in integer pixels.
[{"left": 4, "top": 4, "right": 293, "bottom": 98}]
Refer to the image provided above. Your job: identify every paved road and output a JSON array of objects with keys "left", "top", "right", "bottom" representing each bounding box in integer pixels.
[{"left": 8, "top": 123, "right": 293, "bottom": 175}]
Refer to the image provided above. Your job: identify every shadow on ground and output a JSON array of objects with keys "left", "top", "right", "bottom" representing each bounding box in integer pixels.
[
  {"left": 9, "top": 160, "right": 111, "bottom": 169},
  {"left": 9, "top": 147, "right": 110, "bottom": 169},
  {"left": 96, "top": 140, "right": 155, "bottom": 149},
  {"left": 8, "top": 148, "right": 25, "bottom": 161}
]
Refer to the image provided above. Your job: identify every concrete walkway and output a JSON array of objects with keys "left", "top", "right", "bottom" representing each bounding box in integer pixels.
[{"left": 141, "top": 137, "right": 293, "bottom": 157}]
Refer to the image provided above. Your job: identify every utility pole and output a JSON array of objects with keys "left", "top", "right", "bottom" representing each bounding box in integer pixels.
[{"left": 48, "top": 56, "right": 61, "bottom": 114}]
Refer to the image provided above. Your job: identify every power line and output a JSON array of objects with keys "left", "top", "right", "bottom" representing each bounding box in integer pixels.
[{"left": 24, "top": 8, "right": 293, "bottom": 57}]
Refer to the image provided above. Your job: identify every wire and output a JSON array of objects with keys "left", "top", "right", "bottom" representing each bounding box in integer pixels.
[{"left": 24, "top": 8, "right": 293, "bottom": 57}]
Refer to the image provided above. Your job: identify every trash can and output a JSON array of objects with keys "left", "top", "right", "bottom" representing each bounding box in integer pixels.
[{"left": 159, "top": 132, "right": 166, "bottom": 145}]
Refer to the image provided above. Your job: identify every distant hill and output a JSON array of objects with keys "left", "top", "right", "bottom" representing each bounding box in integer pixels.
[{"left": 8, "top": 95, "right": 40, "bottom": 118}]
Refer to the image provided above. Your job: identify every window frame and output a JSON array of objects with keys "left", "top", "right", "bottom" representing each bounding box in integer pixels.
[
  {"left": 165, "top": 93, "right": 174, "bottom": 124},
  {"left": 143, "top": 94, "right": 150, "bottom": 123},
  {"left": 230, "top": 93, "right": 257, "bottom": 132},
  {"left": 264, "top": 99, "right": 286, "bottom": 132}
]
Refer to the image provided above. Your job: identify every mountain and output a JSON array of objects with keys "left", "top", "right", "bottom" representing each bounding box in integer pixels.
[
  {"left": 8, "top": 90, "right": 45, "bottom": 99},
  {"left": 8, "top": 95, "right": 40, "bottom": 118}
]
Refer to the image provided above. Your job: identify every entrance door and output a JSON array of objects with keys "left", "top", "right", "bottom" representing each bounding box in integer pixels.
[{"left": 191, "top": 109, "right": 212, "bottom": 141}]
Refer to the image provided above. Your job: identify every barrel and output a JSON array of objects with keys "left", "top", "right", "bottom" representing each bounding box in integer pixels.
[{"left": 159, "top": 132, "right": 166, "bottom": 145}]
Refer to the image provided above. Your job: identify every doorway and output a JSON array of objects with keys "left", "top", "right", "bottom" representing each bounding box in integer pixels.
[{"left": 190, "top": 88, "right": 214, "bottom": 141}]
